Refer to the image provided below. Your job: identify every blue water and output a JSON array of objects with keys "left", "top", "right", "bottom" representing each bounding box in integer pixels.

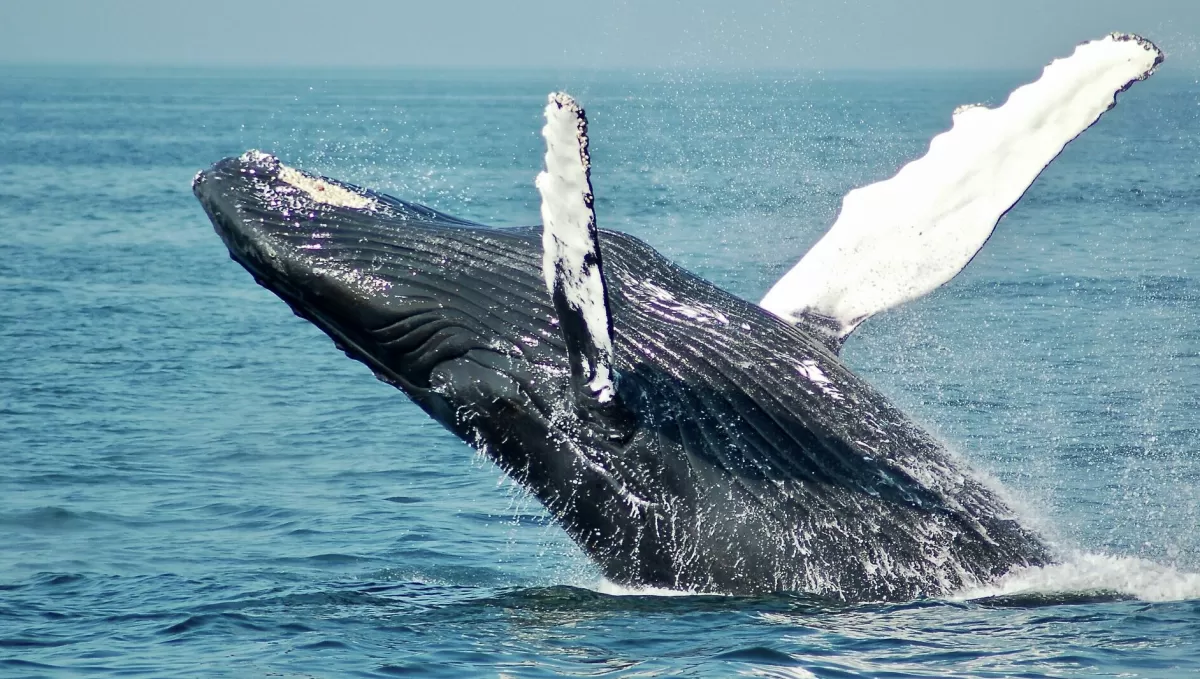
[{"left": 2, "top": 65, "right": 1200, "bottom": 677}]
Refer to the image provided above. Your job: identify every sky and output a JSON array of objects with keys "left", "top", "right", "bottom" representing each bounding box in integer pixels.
[{"left": 0, "top": 0, "right": 1197, "bottom": 71}]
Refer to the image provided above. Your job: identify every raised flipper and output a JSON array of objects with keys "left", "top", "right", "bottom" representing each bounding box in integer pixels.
[
  {"left": 535, "top": 92, "right": 634, "bottom": 438},
  {"left": 760, "top": 33, "right": 1163, "bottom": 352}
]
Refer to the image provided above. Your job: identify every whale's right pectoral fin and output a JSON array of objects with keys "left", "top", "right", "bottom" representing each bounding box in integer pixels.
[
  {"left": 536, "top": 92, "right": 636, "bottom": 440},
  {"left": 760, "top": 33, "right": 1163, "bottom": 353}
]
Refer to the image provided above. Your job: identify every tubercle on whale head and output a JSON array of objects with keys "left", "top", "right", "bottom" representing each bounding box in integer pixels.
[{"left": 194, "top": 149, "right": 377, "bottom": 211}]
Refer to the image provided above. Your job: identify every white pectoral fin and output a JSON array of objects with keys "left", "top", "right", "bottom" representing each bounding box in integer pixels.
[
  {"left": 760, "top": 33, "right": 1163, "bottom": 350},
  {"left": 535, "top": 92, "right": 619, "bottom": 406}
]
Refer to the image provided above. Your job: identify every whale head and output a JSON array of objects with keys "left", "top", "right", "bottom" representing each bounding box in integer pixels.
[{"left": 194, "top": 151, "right": 553, "bottom": 401}]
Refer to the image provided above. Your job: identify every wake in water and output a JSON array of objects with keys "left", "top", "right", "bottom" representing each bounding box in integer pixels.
[
  {"left": 593, "top": 553, "right": 1200, "bottom": 604},
  {"left": 956, "top": 551, "right": 1200, "bottom": 603}
]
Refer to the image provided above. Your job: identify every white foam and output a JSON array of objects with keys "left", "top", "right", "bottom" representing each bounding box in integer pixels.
[
  {"left": 954, "top": 551, "right": 1200, "bottom": 603},
  {"left": 592, "top": 554, "right": 1200, "bottom": 604},
  {"left": 761, "top": 33, "right": 1162, "bottom": 343},
  {"left": 739, "top": 668, "right": 818, "bottom": 679},
  {"left": 593, "top": 579, "right": 725, "bottom": 597}
]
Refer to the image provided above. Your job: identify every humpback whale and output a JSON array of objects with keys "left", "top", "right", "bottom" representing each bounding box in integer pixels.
[{"left": 195, "top": 34, "right": 1162, "bottom": 600}]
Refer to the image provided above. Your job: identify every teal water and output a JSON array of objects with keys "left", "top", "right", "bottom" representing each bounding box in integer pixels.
[{"left": 2, "top": 66, "right": 1200, "bottom": 677}]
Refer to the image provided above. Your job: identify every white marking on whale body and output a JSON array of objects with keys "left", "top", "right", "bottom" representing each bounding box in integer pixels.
[
  {"left": 796, "top": 359, "right": 844, "bottom": 401},
  {"left": 277, "top": 164, "right": 375, "bottom": 210},
  {"left": 636, "top": 281, "right": 731, "bottom": 325},
  {"left": 761, "top": 33, "right": 1162, "bottom": 344},
  {"left": 642, "top": 281, "right": 676, "bottom": 301},
  {"left": 310, "top": 264, "right": 393, "bottom": 295},
  {"left": 535, "top": 92, "right": 617, "bottom": 403},
  {"left": 238, "top": 149, "right": 376, "bottom": 210}
]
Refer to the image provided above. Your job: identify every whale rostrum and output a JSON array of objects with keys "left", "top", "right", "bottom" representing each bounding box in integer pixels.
[{"left": 195, "top": 34, "right": 1162, "bottom": 600}]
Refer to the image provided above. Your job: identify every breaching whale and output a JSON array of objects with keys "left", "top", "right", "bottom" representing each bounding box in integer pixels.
[{"left": 195, "top": 34, "right": 1162, "bottom": 600}]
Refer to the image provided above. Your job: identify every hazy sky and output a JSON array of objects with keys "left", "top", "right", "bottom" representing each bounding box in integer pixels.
[{"left": 1, "top": 0, "right": 1197, "bottom": 71}]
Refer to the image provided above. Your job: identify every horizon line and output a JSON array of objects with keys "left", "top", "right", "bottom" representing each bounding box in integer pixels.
[{"left": 3, "top": 60, "right": 1198, "bottom": 76}]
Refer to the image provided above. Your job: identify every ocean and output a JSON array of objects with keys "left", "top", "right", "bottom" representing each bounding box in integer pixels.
[{"left": 2, "top": 64, "right": 1199, "bottom": 677}]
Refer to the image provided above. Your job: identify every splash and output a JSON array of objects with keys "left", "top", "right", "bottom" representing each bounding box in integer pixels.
[
  {"left": 954, "top": 551, "right": 1200, "bottom": 603},
  {"left": 593, "top": 579, "right": 725, "bottom": 597},
  {"left": 596, "top": 553, "right": 1200, "bottom": 603}
]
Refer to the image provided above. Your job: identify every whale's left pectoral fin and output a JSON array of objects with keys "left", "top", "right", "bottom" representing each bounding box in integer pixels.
[
  {"left": 536, "top": 92, "right": 636, "bottom": 440},
  {"left": 760, "top": 33, "right": 1163, "bottom": 353}
]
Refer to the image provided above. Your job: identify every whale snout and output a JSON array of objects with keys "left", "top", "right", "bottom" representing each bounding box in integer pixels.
[{"left": 193, "top": 151, "right": 385, "bottom": 295}]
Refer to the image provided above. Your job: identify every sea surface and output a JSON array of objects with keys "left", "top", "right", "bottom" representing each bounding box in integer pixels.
[{"left": 2, "top": 64, "right": 1200, "bottom": 677}]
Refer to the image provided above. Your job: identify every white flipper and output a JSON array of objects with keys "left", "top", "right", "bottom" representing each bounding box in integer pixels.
[
  {"left": 535, "top": 92, "right": 618, "bottom": 405},
  {"left": 760, "top": 33, "right": 1163, "bottom": 350}
]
